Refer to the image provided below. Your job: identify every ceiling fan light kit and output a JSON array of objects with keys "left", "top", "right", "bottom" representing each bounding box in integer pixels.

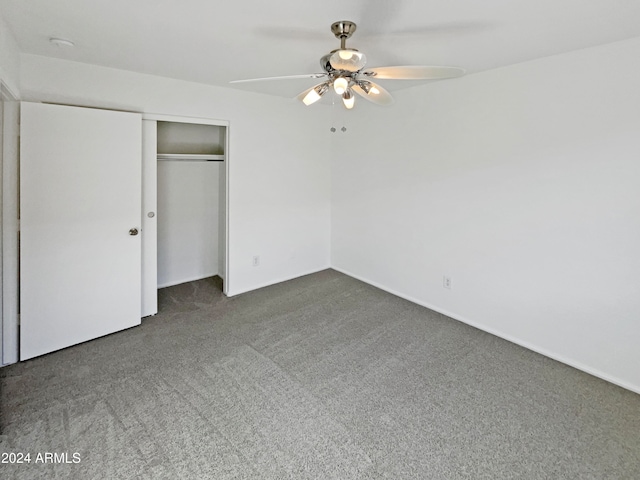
[{"left": 231, "top": 20, "right": 465, "bottom": 110}]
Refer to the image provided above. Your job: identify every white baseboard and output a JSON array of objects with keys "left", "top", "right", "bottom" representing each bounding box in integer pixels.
[
  {"left": 331, "top": 266, "right": 640, "bottom": 395},
  {"left": 158, "top": 272, "right": 219, "bottom": 289},
  {"left": 226, "top": 265, "right": 331, "bottom": 297}
]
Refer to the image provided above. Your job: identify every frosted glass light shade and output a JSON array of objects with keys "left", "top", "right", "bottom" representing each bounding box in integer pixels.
[
  {"left": 329, "top": 50, "right": 367, "bottom": 72},
  {"left": 333, "top": 77, "right": 349, "bottom": 95},
  {"left": 302, "top": 89, "right": 322, "bottom": 105},
  {"left": 298, "top": 82, "right": 330, "bottom": 106},
  {"left": 342, "top": 90, "right": 355, "bottom": 109}
]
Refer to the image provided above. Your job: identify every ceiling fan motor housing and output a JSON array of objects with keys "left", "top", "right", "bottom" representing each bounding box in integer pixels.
[{"left": 320, "top": 53, "right": 336, "bottom": 73}]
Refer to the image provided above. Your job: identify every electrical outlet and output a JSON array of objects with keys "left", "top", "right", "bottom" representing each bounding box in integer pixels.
[
  {"left": 443, "top": 276, "right": 452, "bottom": 289},
  {"left": 252, "top": 255, "right": 260, "bottom": 267}
]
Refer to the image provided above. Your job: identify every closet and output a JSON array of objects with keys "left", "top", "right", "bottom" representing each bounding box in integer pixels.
[
  {"left": 17, "top": 106, "right": 228, "bottom": 359},
  {"left": 141, "top": 115, "right": 228, "bottom": 317}
]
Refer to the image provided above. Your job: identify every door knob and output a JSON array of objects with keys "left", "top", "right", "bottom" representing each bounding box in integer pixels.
[{"left": 129, "top": 228, "right": 139, "bottom": 236}]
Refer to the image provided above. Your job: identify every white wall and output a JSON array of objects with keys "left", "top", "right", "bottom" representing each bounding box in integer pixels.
[
  {"left": 331, "top": 37, "right": 640, "bottom": 392},
  {"left": 20, "top": 54, "right": 331, "bottom": 296},
  {"left": 157, "top": 161, "right": 221, "bottom": 288},
  {"left": 0, "top": 14, "right": 20, "bottom": 96},
  {"left": 0, "top": 15, "right": 21, "bottom": 365}
]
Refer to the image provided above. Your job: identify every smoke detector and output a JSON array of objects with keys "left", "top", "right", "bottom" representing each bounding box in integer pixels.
[{"left": 49, "top": 38, "right": 75, "bottom": 48}]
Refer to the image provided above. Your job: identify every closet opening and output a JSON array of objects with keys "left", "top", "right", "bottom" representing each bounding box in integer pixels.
[{"left": 141, "top": 115, "right": 229, "bottom": 317}]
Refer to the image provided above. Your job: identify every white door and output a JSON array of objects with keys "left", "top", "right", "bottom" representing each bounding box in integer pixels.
[{"left": 20, "top": 102, "right": 142, "bottom": 360}]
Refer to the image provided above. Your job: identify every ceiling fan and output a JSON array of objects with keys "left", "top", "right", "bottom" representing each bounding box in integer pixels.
[{"left": 231, "top": 20, "right": 465, "bottom": 109}]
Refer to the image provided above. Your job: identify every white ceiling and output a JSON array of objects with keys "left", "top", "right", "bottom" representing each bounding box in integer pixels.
[{"left": 2, "top": 0, "right": 640, "bottom": 98}]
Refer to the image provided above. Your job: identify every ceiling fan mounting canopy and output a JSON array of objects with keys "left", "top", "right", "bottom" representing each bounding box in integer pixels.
[
  {"left": 331, "top": 20, "right": 357, "bottom": 41},
  {"left": 230, "top": 20, "right": 465, "bottom": 109}
]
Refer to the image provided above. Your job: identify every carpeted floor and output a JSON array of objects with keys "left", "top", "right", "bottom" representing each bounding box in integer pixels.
[{"left": 1, "top": 269, "right": 639, "bottom": 479}]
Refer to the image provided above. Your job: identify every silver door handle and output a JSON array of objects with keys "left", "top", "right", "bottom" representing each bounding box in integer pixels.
[{"left": 129, "top": 228, "right": 139, "bottom": 236}]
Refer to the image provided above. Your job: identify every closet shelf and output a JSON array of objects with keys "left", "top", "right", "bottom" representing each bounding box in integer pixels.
[{"left": 157, "top": 153, "right": 225, "bottom": 162}]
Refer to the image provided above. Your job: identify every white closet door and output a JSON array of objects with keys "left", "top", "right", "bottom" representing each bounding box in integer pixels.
[{"left": 20, "top": 102, "right": 142, "bottom": 360}]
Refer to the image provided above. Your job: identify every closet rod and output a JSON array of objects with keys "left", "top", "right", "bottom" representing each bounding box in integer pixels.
[
  {"left": 157, "top": 153, "right": 224, "bottom": 162},
  {"left": 157, "top": 159, "right": 223, "bottom": 163}
]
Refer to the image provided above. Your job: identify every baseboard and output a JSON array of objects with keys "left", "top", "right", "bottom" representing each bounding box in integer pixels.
[
  {"left": 226, "top": 265, "right": 331, "bottom": 297},
  {"left": 158, "top": 272, "right": 219, "bottom": 289},
  {"left": 331, "top": 266, "right": 640, "bottom": 395}
]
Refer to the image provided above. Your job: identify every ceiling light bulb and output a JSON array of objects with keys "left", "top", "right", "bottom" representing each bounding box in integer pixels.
[
  {"left": 338, "top": 50, "right": 354, "bottom": 60},
  {"left": 370, "top": 86, "right": 380, "bottom": 95},
  {"left": 302, "top": 89, "right": 322, "bottom": 106},
  {"left": 343, "top": 91, "right": 355, "bottom": 110},
  {"left": 334, "top": 77, "right": 348, "bottom": 95}
]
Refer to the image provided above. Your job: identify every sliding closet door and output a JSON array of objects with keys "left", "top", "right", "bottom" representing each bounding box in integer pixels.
[{"left": 20, "top": 102, "right": 142, "bottom": 360}]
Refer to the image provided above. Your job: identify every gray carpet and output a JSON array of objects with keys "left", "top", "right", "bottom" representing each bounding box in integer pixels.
[{"left": 1, "top": 269, "right": 639, "bottom": 479}]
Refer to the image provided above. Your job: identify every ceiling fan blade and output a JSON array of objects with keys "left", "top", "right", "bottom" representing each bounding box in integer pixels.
[
  {"left": 359, "top": 0, "right": 404, "bottom": 34},
  {"left": 358, "top": 22, "right": 493, "bottom": 40},
  {"left": 252, "top": 26, "right": 328, "bottom": 42},
  {"left": 230, "top": 73, "right": 327, "bottom": 84},
  {"left": 362, "top": 66, "right": 465, "bottom": 80},
  {"left": 352, "top": 82, "right": 394, "bottom": 106}
]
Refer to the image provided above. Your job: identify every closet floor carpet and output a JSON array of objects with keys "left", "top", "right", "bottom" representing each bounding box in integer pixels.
[{"left": 1, "top": 269, "right": 639, "bottom": 479}]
